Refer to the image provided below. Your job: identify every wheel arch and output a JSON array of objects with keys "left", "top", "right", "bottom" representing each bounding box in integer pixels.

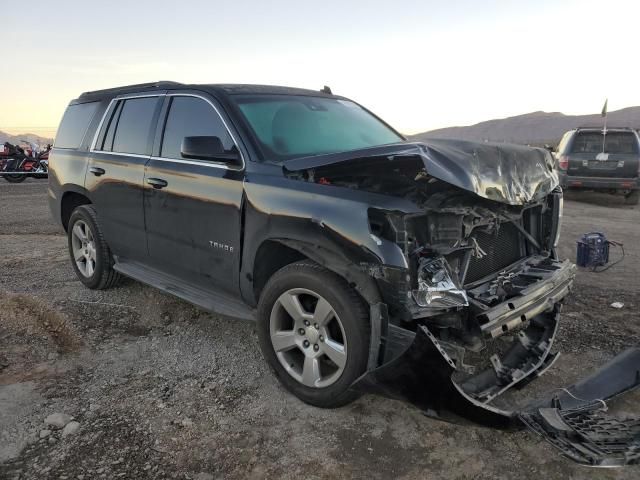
[
  {"left": 61, "top": 189, "right": 92, "bottom": 231},
  {"left": 251, "top": 238, "right": 383, "bottom": 308}
]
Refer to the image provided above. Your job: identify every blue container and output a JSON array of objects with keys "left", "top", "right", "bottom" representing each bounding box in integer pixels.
[{"left": 576, "top": 232, "right": 609, "bottom": 268}]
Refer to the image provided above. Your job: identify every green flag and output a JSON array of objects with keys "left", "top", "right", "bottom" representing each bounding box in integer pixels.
[{"left": 601, "top": 98, "right": 608, "bottom": 117}]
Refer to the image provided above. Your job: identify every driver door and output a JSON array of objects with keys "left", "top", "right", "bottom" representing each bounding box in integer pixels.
[{"left": 143, "top": 93, "right": 245, "bottom": 294}]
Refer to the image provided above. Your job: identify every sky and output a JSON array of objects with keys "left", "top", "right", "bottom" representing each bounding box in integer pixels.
[{"left": 1, "top": 0, "right": 640, "bottom": 138}]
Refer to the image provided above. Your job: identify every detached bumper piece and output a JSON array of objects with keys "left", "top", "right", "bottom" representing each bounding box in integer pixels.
[
  {"left": 520, "top": 347, "right": 640, "bottom": 467},
  {"left": 521, "top": 406, "right": 640, "bottom": 467}
]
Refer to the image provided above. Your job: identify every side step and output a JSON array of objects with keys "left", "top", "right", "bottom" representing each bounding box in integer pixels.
[
  {"left": 520, "top": 405, "right": 640, "bottom": 467},
  {"left": 114, "top": 261, "right": 255, "bottom": 321}
]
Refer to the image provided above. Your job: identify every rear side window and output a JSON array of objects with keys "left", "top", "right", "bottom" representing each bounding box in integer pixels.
[
  {"left": 110, "top": 97, "right": 159, "bottom": 155},
  {"left": 55, "top": 102, "right": 99, "bottom": 149},
  {"left": 160, "top": 96, "right": 235, "bottom": 160},
  {"left": 556, "top": 131, "right": 573, "bottom": 154},
  {"left": 571, "top": 131, "right": 638, "bottom": 154}
]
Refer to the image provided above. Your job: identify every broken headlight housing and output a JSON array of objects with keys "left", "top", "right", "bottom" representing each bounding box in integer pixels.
[{"left": 411, "top": 256, "right": 468, "bottom": 308}]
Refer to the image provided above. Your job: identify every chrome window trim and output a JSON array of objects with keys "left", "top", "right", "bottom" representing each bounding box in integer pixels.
[
  {"left": 150, "top": 156, "right": 229, "bottom": 170},
  {"left": 90, "top": 92, "right": 245, "bottom": 171},
  {"left": 90, "top": 151, "right": 150, "bottom": 159}
]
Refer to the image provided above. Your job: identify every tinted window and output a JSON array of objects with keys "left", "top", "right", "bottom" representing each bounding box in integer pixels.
[
  {"left": 233, "top": 95, "right": 402, "bottom": 161},
  {"left": 556, "top": 131, "right": 573, "bottom": 154},
  {"left": 161, "top": 96, "right": 235, "bottom": 159},
  {"left": 111, "top": 97, "right": 159, "bottom": 155},
  {"left": 571, "top": 131, "right": 638, "bottom": 154},
  {"left": 100, "top": 100, "right": 124, "bottom": 152},
  {"left": 55, "top": 102, "right": 99, "bottom": 149}
]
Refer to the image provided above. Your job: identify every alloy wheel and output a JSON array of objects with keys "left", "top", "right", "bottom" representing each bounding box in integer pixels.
[
  {"left": 269, "top": 288, "right": 348, "bottom": 388},
  {"left": 71, "top": 220, "right": 97, "bottom": 278}
]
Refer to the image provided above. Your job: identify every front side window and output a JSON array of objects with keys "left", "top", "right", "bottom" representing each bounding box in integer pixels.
[
  {"left": 55, "top": 102, "right": 99, "bottom": 149},
  {"left": 161, "top": 96, "right": 235, "bottom": 160},
  {"left": 109, "top": 97, "right": 159, "bottom": 155},
  {"left": 232, "top": 95, "right": 403, "bottom": 161}
]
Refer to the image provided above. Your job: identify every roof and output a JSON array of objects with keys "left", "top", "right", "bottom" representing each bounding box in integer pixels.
[{"left": 76, "top": 81, "right": 338, "bottom": 102}]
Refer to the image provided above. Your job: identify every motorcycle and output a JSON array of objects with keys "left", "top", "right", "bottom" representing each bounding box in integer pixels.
[{"left": 0, "top": 142, "right": 50, "bottom": 183}]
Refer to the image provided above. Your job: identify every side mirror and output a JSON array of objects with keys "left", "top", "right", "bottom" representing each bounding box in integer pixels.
[{"left": 181, "top": 136, "right": 242, "bottom": 166}]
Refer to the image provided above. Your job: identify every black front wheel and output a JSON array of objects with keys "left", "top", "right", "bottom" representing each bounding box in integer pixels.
[{"left": 257, "top": 261, "right": 370, "bottom": 408}]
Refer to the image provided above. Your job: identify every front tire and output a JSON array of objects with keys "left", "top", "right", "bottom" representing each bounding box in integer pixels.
[
  {"left": 257, "top": 261, "right": 370, "bottom": 408},
  {"left": 67, "top": 205, "right": 122, "bottom": 289}
]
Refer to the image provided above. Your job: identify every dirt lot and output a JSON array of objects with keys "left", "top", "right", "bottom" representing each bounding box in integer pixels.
[{"left": 0, "top": 179, "right": 638, "bottom": 479}]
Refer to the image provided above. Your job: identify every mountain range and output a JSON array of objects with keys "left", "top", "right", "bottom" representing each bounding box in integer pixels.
[
  {"left": 0, "top": 130, "right": 54, "bottom": 147},
  {"left": 409, "top": 107, "right": 640, "bottom": 146}
]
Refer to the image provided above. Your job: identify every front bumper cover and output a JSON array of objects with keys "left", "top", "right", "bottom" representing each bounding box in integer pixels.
[
  {"left": 351, "top": 323, "right": 640, "bottom": 465},
  {"left": 351, "top": 256, "right": 640, "bottom": 466}
]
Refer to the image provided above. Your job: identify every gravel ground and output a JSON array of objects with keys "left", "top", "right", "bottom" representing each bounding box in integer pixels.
[{"left": 0, "top": 179, "right": 638, "bottom": 479}]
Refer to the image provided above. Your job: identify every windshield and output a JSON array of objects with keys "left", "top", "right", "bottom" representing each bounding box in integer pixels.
[{"left": 233, "top": 95, "right": 403, "bottom": 161}]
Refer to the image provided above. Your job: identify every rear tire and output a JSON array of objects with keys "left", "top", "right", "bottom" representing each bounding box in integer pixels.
[
  {"left": 257, "top": 260, "right": 370, "bottom": 408},
  {"left": 67, "top": 205, "right": 122, "bottom": 289},
  {"left": 625, "top": 190, "right": 639, "bottom": 205},
  {"left": 3, "top": 174, "right": 26, "bottom": 183}
]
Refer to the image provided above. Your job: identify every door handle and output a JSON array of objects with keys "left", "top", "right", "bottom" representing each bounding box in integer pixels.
[
  {"left": 146, "top": 177, "right": 168, "bottom": 189},
  {"left": 89, "top": 167, "right": 105, "bottom": 176}
]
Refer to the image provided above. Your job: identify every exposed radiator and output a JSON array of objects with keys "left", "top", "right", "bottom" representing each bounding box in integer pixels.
[{"left": 465, "top": 222, "right": 523, "bottom": 284}]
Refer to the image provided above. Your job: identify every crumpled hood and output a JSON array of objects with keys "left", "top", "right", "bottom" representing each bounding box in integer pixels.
[{"left": 284, "top": 140, "right": 559, "bottom": 205}]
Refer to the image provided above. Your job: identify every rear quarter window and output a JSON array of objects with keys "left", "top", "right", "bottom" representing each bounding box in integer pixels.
[
  {"left": 55, "top": 102, "right": 100, "bottom": 149},
  {"left": 556, "top": 131, "right": 573, "bottom": 154}
]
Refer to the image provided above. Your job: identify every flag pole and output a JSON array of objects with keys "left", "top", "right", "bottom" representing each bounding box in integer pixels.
[{"left": 601, "top": 98, "right": 608, "bottom": 154}]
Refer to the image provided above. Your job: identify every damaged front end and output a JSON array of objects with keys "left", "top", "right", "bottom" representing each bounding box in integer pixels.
[{"left": 284, "top": 140, "right": 640, "bottom": 466}]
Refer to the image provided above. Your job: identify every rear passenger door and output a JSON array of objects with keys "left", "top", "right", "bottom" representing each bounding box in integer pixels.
[
  {"left": 143, "top": 93, "right": 245, "bottom": 294},
  {"left": 87, "top": 94, "right": 163, "bottom": 259}
]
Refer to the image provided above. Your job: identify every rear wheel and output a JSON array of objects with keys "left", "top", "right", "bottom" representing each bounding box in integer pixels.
[
  {"left": 3, "top": 174, "right": 26, "bottom": 183},
  {"left": 257, "top": 261, "right": 370, "bottom": 408},
  {"left": 67, "top": 205, "right": 122, "bottom": 289},
  {"left": 624, "top": 190, "right": 639, "bottom": 205}
]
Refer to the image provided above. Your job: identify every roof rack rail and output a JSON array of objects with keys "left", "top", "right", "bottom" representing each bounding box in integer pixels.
[
  {"left": 576, "top": 125, "right": 635, "bottom": 130},
  {"left": 79, "top": 81, "right": 183, "bottom": 98}
]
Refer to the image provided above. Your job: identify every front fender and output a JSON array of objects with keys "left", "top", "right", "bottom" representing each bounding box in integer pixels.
[{"left": 240, "top": 174, "right": 417, "bottom": 306}]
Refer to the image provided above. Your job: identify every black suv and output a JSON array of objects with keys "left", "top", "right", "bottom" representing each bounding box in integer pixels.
[
  {"left": 555, "top": 127, "right": 640, "bottom": 204},
  {"left": 49, "top": 82, "right": 640, "bottom": 461}
]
